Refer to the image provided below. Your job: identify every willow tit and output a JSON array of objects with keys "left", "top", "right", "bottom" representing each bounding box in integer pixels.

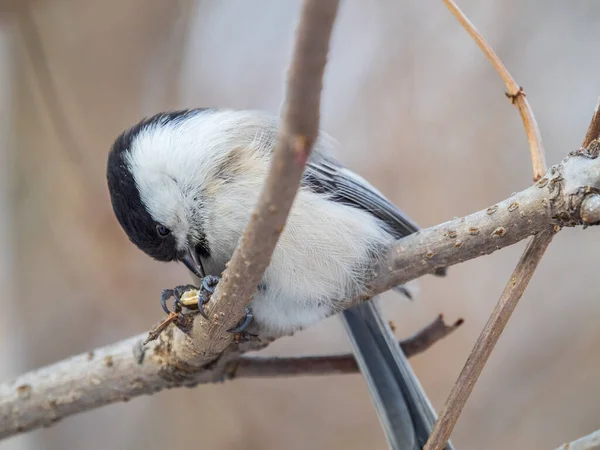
[{"left": 106, "top": 108, "right": 450, "bottom": 450}]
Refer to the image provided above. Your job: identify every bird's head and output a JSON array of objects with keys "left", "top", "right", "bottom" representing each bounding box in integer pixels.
[{"left": 106, "top": 109, "right": 212, "bottom": 277}]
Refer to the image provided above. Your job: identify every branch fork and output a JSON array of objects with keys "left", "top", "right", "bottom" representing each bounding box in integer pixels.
[{"left": 2, "top": 1, "right": 600, "bottom": 448}]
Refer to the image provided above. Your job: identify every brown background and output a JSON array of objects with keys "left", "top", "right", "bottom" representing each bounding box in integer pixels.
[{"left": 1, "top": 1, "right": 600, "bottom": 449}]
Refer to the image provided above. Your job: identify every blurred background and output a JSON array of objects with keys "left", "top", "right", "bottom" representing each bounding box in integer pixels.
[{"left": 1, "top": 1, "right": 600, "bottom": 449}]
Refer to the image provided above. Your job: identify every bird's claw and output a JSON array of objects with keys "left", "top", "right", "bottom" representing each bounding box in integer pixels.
[
  {"left": 201, "top": 275, "right": 220, "bottom": 293},
  {"left": 161, "top": 284, "right": 197, "bottom": 314},
  {"left": 196, "top": 290, "right": 210, "bottom": 319},
  {"left": 160, "top": 289, "right": 173, "bottom": 314},
  {"left": 227, "top": 306, "right": 254, "bottom": 334},
  {"left": 160, "top": 277, "right": 253, "bottom": 335},
  {"left": 160, "top": 276, "right": 221, "bottom": 317},
  {"left": 196, "top": 275, "right": 221, "bottom": 319}
]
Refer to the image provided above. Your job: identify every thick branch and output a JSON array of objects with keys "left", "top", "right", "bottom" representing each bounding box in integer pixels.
[
  {"left": 442, "top": 0, "right": 546, "bottom": 181},
  {"left": 424, "top": 231, "right": 553, "bottom": 450},
  {"left": 172, "top": 0, "right": 340, "bottom": 365},
  {"left": 362, "top": 147, "right": 599, "bottom": 302},
  {"left": 2, "top": 147, "right": 599, "bottom": 440},
  {"left": 0, "top": 315, "right": 460, "bottom": 439}
]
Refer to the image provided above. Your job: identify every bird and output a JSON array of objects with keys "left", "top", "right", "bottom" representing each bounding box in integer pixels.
[{"left": 106, "top": 108, "right": 450, "bottom": 450}]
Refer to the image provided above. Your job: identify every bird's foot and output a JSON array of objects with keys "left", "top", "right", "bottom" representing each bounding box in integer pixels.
[
  {"left": 227, "top": 306, "right": 254, "bottom": 334},
  {"left": 196, "top": 275, "right": 221, "bottom": 319},
  {"left": 161, "top": 284, "right": 197, "bottom": 314},
  {"left": 160, "top": 277, "right": 256, "bottom": 339},
  {"left": 200, "top": 275, "right": 221, "bottom": 293},
  {"left": 160, "top": 275, "right": 221, "bottom": 318}
]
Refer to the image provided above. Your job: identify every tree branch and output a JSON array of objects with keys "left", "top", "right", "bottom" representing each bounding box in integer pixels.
[
  {"left": 582, "top": 96, "right": 600, "bottom": 149},
  {"left": 229, "top": 315, "right": 463, "bottom": 378},
  {"left": 3, "top": 1, "right": 600, "bottom": 444},
  {"left": 555, "top": 428, "right": 600, "bottom": 450},
  {"left": 422, "top": 8, "right": 600, "bottom": 445},
  {"left": 0, "top": 315, "right": 461, "bottom": 439},
  {"left": 442, "top": 0, "right": 546, "bottom": 181},
  {"left": 362, "top": 144, "right": 600, "bottom": 303},
  {"left": 422, "top": 4, "right": 554, "bottom": 448},
  {"left": 171, "top": 0, "right": 340, "bottom": 366},
  {"left": 548, "top": 103, "right": 600, "bottom": 450},
  {"left": 2, "top": 146, "right": 599, "bottom": 440},
  {"left": 424, "top": 231, "right": 553, "bottom": 450},
  {"left": 579, "top": 99, "right": 600, "bottom": 227}
]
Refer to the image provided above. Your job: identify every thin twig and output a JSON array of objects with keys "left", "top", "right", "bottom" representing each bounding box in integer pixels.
[
  {"left": 555, "top": 428, "right": 600, "bottom": 450},
  {"left": 580, "top": 100, "right": 600, "bottom": 228},
  {"left": 0, "top": 315, "right": 460, "bottom": 439},
  {"left": 582, "top": 96, "right": 600, "bottom": 148},
  {"left": 397, "top": 315, "right": 464, "bottom": 358},
  {"left": 143, "top": 312, "right": 179, "bottom": 345},
  {"left": 442, "top": 0, "right": 546, "bottom": 181},
  {"left": 424, "top": 231, "right": 553, "bottom": 450},
  {"left": 173, "top": 0, "right": 341, "bottom": 364},
  {"left": 231, "top": 315, "right": 463, "bottom": 378},
  {"left": 422, "top": 96, "right": 600, "bottom": 450},
  {"left": 423, "top": 4, "right": 552, "bottom": 448}
]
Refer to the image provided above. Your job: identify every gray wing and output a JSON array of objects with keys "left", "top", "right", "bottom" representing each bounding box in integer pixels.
[
  {"left": 303, "top": 155, "right": 419, "bottom": 239},
  {"left": 303, "top": 155, "right": 446, "bottom": 277}
]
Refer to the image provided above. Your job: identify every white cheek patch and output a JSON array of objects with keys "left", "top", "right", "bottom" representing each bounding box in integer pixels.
[
  {"left": 124, "top": 109, "right": 281, "bottom": 256},
  {"left": 125, "top": 150, "right": 190, "bottom": 250}
]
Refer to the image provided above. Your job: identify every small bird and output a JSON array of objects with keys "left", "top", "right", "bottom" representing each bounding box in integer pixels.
[{"left": 106, "top": 108, "right": 449, "bottom": 450}]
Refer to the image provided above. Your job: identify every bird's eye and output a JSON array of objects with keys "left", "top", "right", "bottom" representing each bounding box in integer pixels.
[{"left": 156, "top": 225, "right": 171, "bottom": 238}]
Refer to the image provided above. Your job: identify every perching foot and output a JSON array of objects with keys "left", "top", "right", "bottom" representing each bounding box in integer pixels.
[
  {"left": 226, "top": 306, "right": 254, "bottom": 334},
  {"left": 161, "top": 284, "right": 197, "bottom": 314}
]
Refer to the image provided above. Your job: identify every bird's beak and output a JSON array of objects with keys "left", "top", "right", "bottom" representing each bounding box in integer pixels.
[{"left": 180, "top": 246, "right": 205, "bottom": 278}]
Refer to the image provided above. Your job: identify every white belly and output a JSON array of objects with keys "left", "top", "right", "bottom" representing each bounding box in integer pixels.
[{"left": 205, "top": 186, "right": 393, "bottom": 335}]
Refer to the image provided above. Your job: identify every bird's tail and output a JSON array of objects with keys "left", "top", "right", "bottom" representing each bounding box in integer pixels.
[{"left": 341, "top": 299, "right": 452, "bottom": 450}]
